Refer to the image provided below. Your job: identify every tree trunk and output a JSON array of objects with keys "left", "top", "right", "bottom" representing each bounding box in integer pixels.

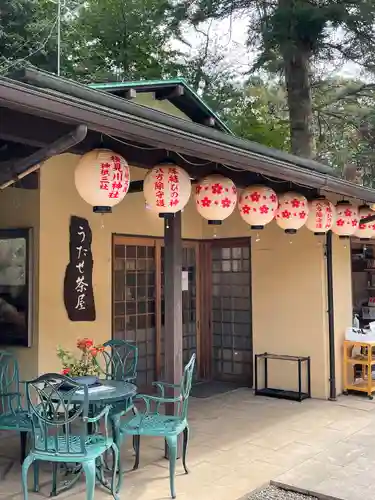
[{"left": 282, "top": 48, "right": 315, "bottom": 158}]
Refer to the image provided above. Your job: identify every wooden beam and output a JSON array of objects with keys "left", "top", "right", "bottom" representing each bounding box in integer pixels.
[
  {"left": 163, "top": 212, "right": 183, "bottom": 458},
  {"left": 124, "top": 89, "right": 137, "bottom": 99},
  {"left": 164, "top": 212, "right": 183, "bottom": 385},
  {"left": 203, "top": 117, "right": 216, "bottom": 127},
  {"left": 155, "top": 85, "right": 184, "bottom": 100},
  {"left": 163, "top": 212, "right": 183, "bottom": 454}
]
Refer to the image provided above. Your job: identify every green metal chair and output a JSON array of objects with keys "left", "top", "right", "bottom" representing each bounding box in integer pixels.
[
  {"left": 22, "top": 373, "right": 120, "bottom": 500},
  {"left": 100, "top": 339, "right": 138, "bottom": 383},
  {"left": 0, "top": 350, "right": 31, "bottom": 463},
  {"left": 119, "top": 354, "right": 196, "bottom": 499},
  {"left": 98, "top": 339, "right": 138, "bottom": 445}
]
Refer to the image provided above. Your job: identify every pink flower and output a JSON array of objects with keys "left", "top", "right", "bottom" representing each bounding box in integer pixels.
[
  {"left": 291, "top": 199, "right": 300, "bottom": 208},
  {"left": 201, "top": 197, "right": 211, "bottom": 207},
  {"left": 212, "top": 183, "right": 223, "bottom": 195}
]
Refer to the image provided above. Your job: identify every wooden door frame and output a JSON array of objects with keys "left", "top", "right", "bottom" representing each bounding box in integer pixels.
[
  {"left": 200, "top": 237, "right": 253, "bottom": 384},
  {"left": 111, "top": 234, "right": 202, "bottom": 380}
]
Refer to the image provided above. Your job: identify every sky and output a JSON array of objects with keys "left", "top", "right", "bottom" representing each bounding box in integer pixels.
[{"left": 176, "top": 16, "right": 366, "bottom": 82}]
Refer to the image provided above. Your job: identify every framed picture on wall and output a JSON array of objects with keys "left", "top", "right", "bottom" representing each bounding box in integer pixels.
[{"left": 0, "top": 228, "right": 32, "bottom": 347}]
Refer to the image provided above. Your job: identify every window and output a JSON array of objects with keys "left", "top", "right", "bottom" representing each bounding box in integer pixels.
[{"left": 0, "top": 229, "right": 32, "bottom": 347}]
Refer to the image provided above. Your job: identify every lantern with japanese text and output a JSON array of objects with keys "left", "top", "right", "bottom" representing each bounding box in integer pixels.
[
  {"left": 238, "top": 185, "right": 278, "bottom": 229},
  {"left": 275, "top": 192, "right": 309, "bottom": 234},
  {"left": 331, "top": 201, "right": 359, "bottom": 238},
  {"left": 143, "top": 163, "right": 191, "bottom": 215},
  {"left": 195, "top": 174, "right": 237, "bottom": 225},
  {"left": 74, "top": 149, "right": 130, "bottom": 213},
  {"left": 305, "top": 196, "right": 336, "bottom": 235},
  {"left": 354, "top": 205, "right": 375, "bottom": 240}
]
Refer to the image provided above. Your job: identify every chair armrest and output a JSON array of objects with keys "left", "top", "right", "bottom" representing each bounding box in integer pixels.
[
  {"left": 135, "top": 393, "right": 182, "bottom": 413},
  {"left": 152, "top": 381, "right": 180, "bottom": 398},
  {"left": 84, "top": 405, "right": 112, "bottom": 440},
  {"left": 85, "top": 405, "right": 112, "bottom": 424}
]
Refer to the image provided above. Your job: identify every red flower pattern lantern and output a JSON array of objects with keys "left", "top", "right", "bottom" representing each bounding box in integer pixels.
[
  {"left": 195, "top": 174, "right": 237, "bottom": 225},
  {"left": 331, "top": 201, "right": 359, "bottom": 238},
  {"left": 74, "top": 149, "right": 130, "bottom": 213},
  {"left": 275, "top": 192, "right": 309, "bottom": 234},
  {"left": 143, "top": 163, "right": 191, "bottom": 215},
  {"left": 238, "top": 185, "right": 278, "bottom": 229},
  {"left": 305, "top": 197, "right": 336, "bottom": 235},
  {"left": 354, "top": 205, "right": 375, "bottom": 240}
]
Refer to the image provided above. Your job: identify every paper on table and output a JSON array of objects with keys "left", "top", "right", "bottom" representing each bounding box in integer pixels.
[{"left": 76, "top": 385, "right": 116, "bottom": 395}]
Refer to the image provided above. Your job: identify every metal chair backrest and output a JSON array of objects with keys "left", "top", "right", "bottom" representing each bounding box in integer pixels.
[
  {"left": 180, "top": 354, "right": 196, "bottom": 420},
  {"left": 0, "top": 350, "right": 22, "bottom": 414},
  {"left": 26, "top": 373, "right": 89, "bottom": 458},
  {"left": 100, "top": 339, "right": 138, "bottom": 382}
]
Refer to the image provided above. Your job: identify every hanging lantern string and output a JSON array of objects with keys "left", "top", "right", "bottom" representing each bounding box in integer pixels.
[
  {"left": 106, "top": 134, "right": 212, "bottom": 166},
  {"left": 105, "top": 133, "right": 322, "bottom": 191}
]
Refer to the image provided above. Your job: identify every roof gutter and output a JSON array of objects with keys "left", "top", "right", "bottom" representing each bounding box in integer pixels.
[
  {"left": 1, "top": 77, "right": 375, "bottom": 202},
  {"left": 14, "top": 67, "right": 336, "bottom": 177},
  {"left": 0, "top": 124, "right": 87, "bottom": 188}
]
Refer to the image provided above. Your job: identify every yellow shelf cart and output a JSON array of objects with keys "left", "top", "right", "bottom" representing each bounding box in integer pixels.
[{"left": 343, "top": 340, "right": 375, "bottom": 399}]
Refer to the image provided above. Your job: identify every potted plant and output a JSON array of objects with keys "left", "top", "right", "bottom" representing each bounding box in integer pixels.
[{"left": 57, "top": 338, "right": 105, "bottom": 386}]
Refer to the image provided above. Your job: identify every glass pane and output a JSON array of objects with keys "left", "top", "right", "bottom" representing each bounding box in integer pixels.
[
  {"left": 113, "top": 242, "right": 157, "bottom": 388},
  {"left": 211, "top": 243, "right": 251, "bottom": 381},
  {"left": 114, "top": 245, "right": 125, "bottom": 258}
]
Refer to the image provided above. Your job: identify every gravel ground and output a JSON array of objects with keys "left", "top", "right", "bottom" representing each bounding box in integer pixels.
[{"left": 247, "top": 486, "right": 318, "bottom": 500}]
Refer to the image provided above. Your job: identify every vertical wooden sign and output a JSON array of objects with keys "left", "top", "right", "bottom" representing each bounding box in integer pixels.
[{"left": 63, "top": 216, "right": 96, "bottom": 321}]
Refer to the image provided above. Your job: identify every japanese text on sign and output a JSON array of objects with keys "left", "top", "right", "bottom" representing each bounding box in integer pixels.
[
  {"left": 153, "top": 167, "right": 180, "bottom": 208},
  {"left": 99, "top": 155, "right": 130, "bottom": 200},
  {"left": 316, "top": 202, "right": 323, "bottom": 230},
  {"left": 75, "top": 225, "right": 88, "bottom": 311}
]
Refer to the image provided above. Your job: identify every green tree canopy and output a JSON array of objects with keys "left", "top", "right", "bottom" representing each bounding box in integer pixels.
[{"left": 173, "top": 0, "right": 375, "bottom": 159}]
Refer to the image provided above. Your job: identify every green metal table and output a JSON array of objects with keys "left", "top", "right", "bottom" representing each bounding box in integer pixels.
[{"left": 51, "top": 380, "right": 137, "bottom": 497}]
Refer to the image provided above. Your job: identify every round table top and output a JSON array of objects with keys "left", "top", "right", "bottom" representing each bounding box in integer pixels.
[{"left": 69, "top": 380, "right": 137, "bottom": 404}]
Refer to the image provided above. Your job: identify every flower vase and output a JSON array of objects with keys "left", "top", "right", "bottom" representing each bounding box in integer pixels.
[{"left": 72, "top": 375, "right": 99, "bottom": 387}]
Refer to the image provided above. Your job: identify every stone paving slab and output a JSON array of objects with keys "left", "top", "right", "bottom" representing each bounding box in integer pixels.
[
  {"left": 273, "top": 396, "right": 375, "bottom": 500},
  {"left": 0, "top": 392, "right": 374, "bottom": 500}
]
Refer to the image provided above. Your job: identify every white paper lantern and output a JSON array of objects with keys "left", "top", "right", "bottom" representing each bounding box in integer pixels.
[
  {"left": 143, "top": 163, "right": 191, "bottom": 214},
  {"left": 195, "top": 174, "right": 237, "bottom": 224},
  {"left": 74, "top": 149, "right": 130, "bottom": 212},
  {"left": 354, "top": 205, "right": 375, "bottom": 240},
  {"left": 238, "top": 185, "right": 278, "bottom": 229},
  {"left": 331, "top": 201, "right": 359, "bottom": 238},
  {"left": 305, "top": 197, "right": 336, "bottom": 235},
  {"left": 275, "top": 192, "right": 309, "bottom": 233}
]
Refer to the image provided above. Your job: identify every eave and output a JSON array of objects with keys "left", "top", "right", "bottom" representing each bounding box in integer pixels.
[{"left": 0, "top": 70, "right": 374, "bottom": 203}]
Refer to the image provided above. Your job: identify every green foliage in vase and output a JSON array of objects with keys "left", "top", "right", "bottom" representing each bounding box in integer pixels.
[{"left": 57, "top": 338, "right": 105, "bottom": 377}]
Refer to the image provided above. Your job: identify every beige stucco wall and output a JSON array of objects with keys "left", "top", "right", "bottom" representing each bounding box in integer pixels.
[
  {"left": 205, "top": 210, "right": 330, "bottom": 398},
  {"left": 0, "top": 187, "right": 40, "bottom": 381},
  {"left": 0, "top": 152, "right": 353, "bottom": 399},
  {"left": 37, "top": 153, "right": 203, "bottom": 374}
]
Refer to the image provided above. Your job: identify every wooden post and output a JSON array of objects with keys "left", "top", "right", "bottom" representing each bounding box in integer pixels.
[{"left": 163, "top": 212, "right": 183, "bottom": 458}]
